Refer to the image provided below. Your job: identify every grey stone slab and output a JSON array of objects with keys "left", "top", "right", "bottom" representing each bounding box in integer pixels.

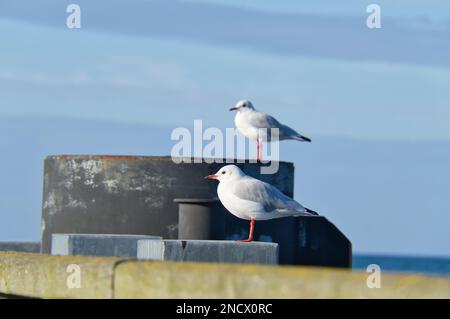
[
  {"left": 137, "top": 239, "right": 279, "bottom": 265},
  {"left": 0, "top": 242, "right": 40, "bottom": 253},
  {"left": 51, "top": 234, "right": 162, "bottom": 257}
]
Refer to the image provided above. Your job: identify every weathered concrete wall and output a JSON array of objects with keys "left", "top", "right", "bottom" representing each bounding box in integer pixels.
[
  {"left": 0, "top": 252, "right": 449, "bottom": 299},
  {"left": 0, "top": 252, "right": 119, "bottom": 298},
  {"left": 114, "top": 261, "right": 450, "bottom": 299},
  {"left": 41, "top": 156, "right": 295, "bottom": 254}
]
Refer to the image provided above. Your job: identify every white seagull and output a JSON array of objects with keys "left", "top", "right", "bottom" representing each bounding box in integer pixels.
[
  {"left": 205, "top": 165, "right": 318, "bottom": 242},
  {"left": 229, "top": 99, "right": 311, "bottom": 161}
]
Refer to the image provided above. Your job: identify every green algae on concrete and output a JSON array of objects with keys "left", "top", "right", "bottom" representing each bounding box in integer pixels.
[
  {"left": 1, "top": 252, "right": 450, "bottom": 298},
  {"left": 113, "top": 260, "right": 450, "bottom": 299},
  {"left": 0, "top": 252, "right": 120, "bottom": 298}
]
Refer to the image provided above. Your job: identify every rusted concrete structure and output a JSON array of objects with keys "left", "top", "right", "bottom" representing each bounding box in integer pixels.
[
  {"left": 41, "top": 155, "right": 351, "bottom": 267},
  {"left": 41, "top": 156, "right": 295, "bottom": 252}
]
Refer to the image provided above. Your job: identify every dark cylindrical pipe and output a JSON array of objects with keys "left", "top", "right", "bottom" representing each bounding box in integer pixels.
[{"left": 175, "top": 198, "right": 226, "bottom": 240}]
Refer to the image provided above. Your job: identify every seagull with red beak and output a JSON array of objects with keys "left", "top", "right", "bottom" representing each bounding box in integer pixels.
[
  {"left": 229, "top": 99, "right": 311, "bottom": 161},
  {"left": 205, "top": 165, "right": 318, "bottom": 242}
]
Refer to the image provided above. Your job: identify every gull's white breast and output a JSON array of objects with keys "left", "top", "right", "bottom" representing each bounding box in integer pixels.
[
  {"left": 217, "top": 180, "right": 259, "bottom": 220},
  {"left": 234, "top": 111, "right": 260, "bottom": 141}
]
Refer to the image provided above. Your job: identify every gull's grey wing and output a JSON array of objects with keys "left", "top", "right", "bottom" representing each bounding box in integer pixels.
[
  {"left": 230, "top": 176, "right": 305, "bottom": 213},
  {"left": 247, "top": 111, "right": 304, "bottom": 140},
  {"left": 247, "top": 111, "right": 283, "bottom": 130}
]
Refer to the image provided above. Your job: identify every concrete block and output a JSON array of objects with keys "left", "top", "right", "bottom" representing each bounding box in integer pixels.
[
  {"left": 137, "top": 240, "right": 278, "bottom": 265},
  {"left": 51, "top": 234, "right": 161, "bottom": 257},
  {"left": 0, "top": 252, "right": 119, "bottom": 299},
  {"left": 0, "top": 242, "right": 40, "bottom": 253},
  {"left": 223, "top": 216, "right": 352, "bottom": 267}
]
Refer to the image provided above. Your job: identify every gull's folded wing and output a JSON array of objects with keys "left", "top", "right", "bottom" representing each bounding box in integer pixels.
[
  {"left": 231, "top": 177, "right": 306, "bottom": 214},
  {"left": 247, "top": 111, "right": 303, "bottom": 140}
]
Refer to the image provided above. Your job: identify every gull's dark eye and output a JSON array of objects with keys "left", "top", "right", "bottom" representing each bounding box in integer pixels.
[
  {"left": 222, "top": 171, "right": 226, "bottom": 175},
  {"left": 242, "top": 104, "right": 246, "bottom": 107}
]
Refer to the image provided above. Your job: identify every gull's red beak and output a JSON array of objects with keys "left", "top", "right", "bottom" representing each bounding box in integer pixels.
[{"left": 204, "top": 174, "right": 218, "bottom": 180}]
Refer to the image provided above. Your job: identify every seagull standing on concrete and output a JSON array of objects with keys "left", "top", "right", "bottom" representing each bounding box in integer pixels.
[
  {"left": 229, "top": 100, "right": 311, "bottom": 161},
  {"left": 205, "top": 165, "right": 318, "bottom": 242}
]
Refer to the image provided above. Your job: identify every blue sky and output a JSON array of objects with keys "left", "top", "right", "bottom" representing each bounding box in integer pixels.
[
  {"left": 0, "top": 0, "right": 449, "bottom": 256},
  {"left": 1, "top": 0, "right": 449, "bottom": 140}
]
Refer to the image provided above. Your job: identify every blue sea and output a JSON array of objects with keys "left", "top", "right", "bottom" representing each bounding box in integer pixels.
[{"left": 352, "top": 254, "right": 450, "bottom": 277}]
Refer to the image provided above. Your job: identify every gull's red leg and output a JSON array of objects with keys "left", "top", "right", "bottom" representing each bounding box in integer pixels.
[
  {"left": 237, "top": 217, "right": 255, "bottom": 242},
  {"left": 259, "top": 142, "right": 263, "bottom": 161},
  {"left": 257, "top": 141, "right": 261, "bottom": 162}
]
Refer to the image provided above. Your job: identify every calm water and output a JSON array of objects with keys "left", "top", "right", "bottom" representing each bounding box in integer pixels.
[{"left": 352, "top": 254, "right": 450, "bottom": 276}]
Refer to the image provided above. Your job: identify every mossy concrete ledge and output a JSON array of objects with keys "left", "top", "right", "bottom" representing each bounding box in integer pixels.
[
  {"left": 114, "top": 261, "right": 450, "bottom": 298},
  {"left": 1, "top": 252, "right": 450, "bottom": 298},
  {"left": 0, "top": 252, "right": 120, "bottom": 298}
]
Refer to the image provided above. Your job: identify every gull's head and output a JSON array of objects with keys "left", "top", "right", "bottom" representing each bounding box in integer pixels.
[
  {"left": 204, "top": 165, "right": 245, "bottom": 182},
  {"left": 229, "top": 99, "right": 254, "bottom": 112}
]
